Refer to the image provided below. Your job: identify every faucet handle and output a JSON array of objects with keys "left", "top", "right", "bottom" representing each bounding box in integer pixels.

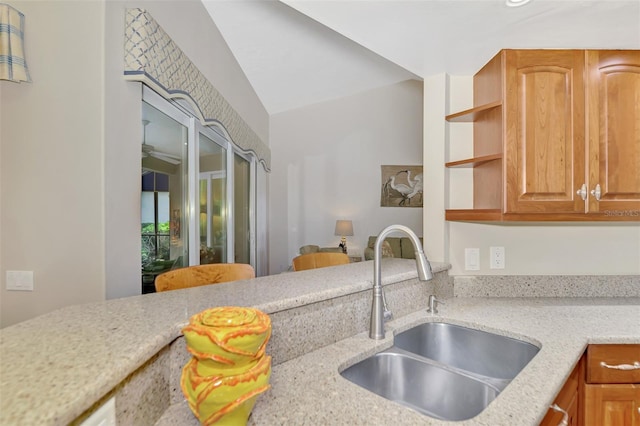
[
  {"left": 381, "top": 287, "right": 393, "bottom": 322},
  {"left": 427, "top": 295, "right": 444, "bottom": 314}
]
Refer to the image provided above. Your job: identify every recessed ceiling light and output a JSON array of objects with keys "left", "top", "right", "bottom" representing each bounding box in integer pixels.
[{"left": 506, "top": 0, "right": 532, "bottom": 7}]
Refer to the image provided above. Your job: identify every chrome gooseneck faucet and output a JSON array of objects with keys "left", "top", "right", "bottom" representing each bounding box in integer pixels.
[{"left": 370, "top": 224, "right": 433, "bottom": 340}]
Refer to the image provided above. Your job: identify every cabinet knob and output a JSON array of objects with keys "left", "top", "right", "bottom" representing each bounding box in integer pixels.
[
  {"left": 576, "top": 184, "right": 587, "bottom": 201},
  {"left": 590, "top": 184, "right": 602, "bottom": 201}
]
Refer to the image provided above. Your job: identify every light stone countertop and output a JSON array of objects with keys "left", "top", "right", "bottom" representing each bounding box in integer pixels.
[
  {"left": 0, "top": 260, "right": 448, "bottom": 426},
  {"left": 159, "top": 296, "right": 640, "bottom": 426},
  {"left": 1, "top": 260, "right": 638, "bottom": 426}
]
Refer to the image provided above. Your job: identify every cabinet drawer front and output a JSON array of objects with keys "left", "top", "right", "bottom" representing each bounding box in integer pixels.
[{"left": 587, "top": 344, "right": 640, "bottom": 384}]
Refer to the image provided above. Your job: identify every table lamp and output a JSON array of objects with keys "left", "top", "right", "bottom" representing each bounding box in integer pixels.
[{"left": 334, "top": 220, "right": 354, "bottom": 254}]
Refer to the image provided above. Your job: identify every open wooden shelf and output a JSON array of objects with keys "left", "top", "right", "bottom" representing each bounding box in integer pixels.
[
  {"left": 445, "top": 209, "right": 503, "bottom": 222},
  {"left": 445, "top": 101, "right": 502, "bottom": 122},
  {"left": 445, "top": 154, "right": 502, "bottom": 168}
]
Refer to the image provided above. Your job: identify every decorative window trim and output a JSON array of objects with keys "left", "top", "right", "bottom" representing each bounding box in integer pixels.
[{"left": 123, "top": 8, "right": 270, "bottom": 172}]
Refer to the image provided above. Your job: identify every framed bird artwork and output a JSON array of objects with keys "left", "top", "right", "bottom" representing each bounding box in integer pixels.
[{"left": 380, "top": 165, "right": 423, "bottom": 207}]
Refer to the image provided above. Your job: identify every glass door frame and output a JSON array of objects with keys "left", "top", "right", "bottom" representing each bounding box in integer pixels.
[
  {"left": 232, "top": 150, "right": 257, "bottom": 266},
  {"left": 142, "top": 85, "right": 257, "bottom": 270},
  {"left": 141, "top": 87, "right": 191, "bottom": 276},
  {"left": 199, "top": 169, "right": 226, "bottom": 252},
  {"left": 194, "top": 122, "right": 232, "bottom": 265}
]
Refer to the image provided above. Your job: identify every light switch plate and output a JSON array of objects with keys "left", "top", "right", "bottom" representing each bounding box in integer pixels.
[
  {"left": 6, "top": 271, "right": 34, "bottom": 291},
  {"left": 464, "top": 248, "right": 480, "bottom": 271}
]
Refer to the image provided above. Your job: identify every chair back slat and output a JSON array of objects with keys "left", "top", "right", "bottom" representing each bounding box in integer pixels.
[
  {"left": 155, "top": 263, "right": 255, "bottom": 292},
  {"left": 292, "top": 252, "right": 349, "bottom": 271}
]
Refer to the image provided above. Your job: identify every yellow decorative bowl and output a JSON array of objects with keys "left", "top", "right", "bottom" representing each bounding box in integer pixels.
[
  {"left": 181, "top": 354, "right": 272, "bottom": 426},
  {"left": 182, "top": 307, "right": 272, "bottom": 367}
]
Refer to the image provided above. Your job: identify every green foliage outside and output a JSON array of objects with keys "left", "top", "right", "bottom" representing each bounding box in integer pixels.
[
  {"left": 141, "top": 222, "right": 170, "bottom": 234},
  {"left": 141, "top": 222, "right": 171, "bottom": 269}
]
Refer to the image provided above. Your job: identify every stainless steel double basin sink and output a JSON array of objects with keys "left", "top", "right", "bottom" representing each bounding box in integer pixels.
[{"left": 340, "top": 322, "right": 540, "bottom": 421}]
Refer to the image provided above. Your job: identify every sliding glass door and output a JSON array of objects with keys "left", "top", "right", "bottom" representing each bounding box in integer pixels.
[
  {"left": 140, "top": 86, "right": 256, "bottom": 293},
  {"left": 140, "top": 99, "right": 189, "bottom": 293},
  {"left": 234, "top": 153, "right": 251, "bottom": 264},
  {"left": 198, "top": 132, "right": 227, "bottom": 264}
]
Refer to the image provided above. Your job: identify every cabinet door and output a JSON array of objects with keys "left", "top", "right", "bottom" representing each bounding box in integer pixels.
[
  {"left": 586, "top": 50, "right": 640, "bottom": 216},
  {"left": 584, "top": 384, "right": 640, "bottom": 426},
  {"left": 542, "top": 394, "right": 578, "bottom": 426},
  {"left": 541, "top": 355, "right": 584, "bottom": 426},
  {"left": 504, "top": 50, "right": 586, "bottom": 214}
]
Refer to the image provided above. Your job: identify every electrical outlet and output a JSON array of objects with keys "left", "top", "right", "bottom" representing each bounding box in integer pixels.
[
  {"left": 490, "top": 247, "right": 505, "bottom": 269},
  {"left": 464, "top": 248, "right": 480, "bottom": 271},
  {"left": 6, "top": 271, "right": 34, "bottom": 291}
]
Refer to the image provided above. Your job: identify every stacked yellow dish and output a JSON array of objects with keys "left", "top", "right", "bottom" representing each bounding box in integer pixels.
[{"left": 181, "top": 307, "right": 272, "bottom": 425}]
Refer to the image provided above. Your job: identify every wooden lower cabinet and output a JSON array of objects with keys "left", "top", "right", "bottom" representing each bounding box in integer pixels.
[
  {"left": 584, "top": 384, "right": 640, "bottom": 426},
  {"left": 583, "top": 344, "right": 640, "bottom": 426},
  {"left": 541, "top": 355, "right": 584, "bottom": 426},
  {"left": 540, "top": 345, "right": 640, "bottom": 426}
]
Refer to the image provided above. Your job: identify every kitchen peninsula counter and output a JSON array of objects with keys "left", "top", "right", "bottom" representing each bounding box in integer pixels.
[
  {"left": 0, "top": 259, "right": 449, "bottom": 425},
  {"left": 1, "top": 260, "right": 638, "bottom": 425},
  {"left": 155, "top": 296, "right": 640, "bottom": 426},
  {"left": 245, "top": 297, "right": 639, "bottom": 425}
]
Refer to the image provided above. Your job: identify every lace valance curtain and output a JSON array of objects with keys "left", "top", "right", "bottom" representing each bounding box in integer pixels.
[{"left": 123, "top": 8, "right": 270, "bottom": 171}]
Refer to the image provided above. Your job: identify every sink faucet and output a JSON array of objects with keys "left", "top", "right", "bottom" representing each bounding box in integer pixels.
[{"left": 370, "top": 224, "right": 433, "bottom": 339}]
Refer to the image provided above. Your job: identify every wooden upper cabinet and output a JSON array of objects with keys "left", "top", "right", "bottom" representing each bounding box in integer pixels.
[
  {"left": 504, "top": 50, "right": 586, "bottom": 214},
  {"left": 587, "top": 50, "right": 640, "bottom": 216},
  {"left": 445, "top": 48, "right": 640, "bottom": 222}
]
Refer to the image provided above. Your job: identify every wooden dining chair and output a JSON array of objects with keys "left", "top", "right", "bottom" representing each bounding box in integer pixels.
[
  {"left": 154, "top": 263, "right": 255, "bottom": 292},
  {"left": 292, "top": 252, "right": 350, "bottom": 271}
]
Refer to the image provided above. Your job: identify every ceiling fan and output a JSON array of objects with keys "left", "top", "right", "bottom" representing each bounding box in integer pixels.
[{"left": 141, "top": 120, "right": 182, "bottom": 165}]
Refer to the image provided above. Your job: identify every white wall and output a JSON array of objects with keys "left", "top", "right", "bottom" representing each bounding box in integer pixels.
[
  {"left": 1, "top": 0, "right": 269, "bottom": 327},
  {"left": 269, "top": 80, "right": 424, "bottom": 274},
  {"left": 424, "top": 74, "right": 640, "bottom": 276},
  {"left": 423, "top": 74, "right": 449, "bottom": 263},
  {"left": 449, "top": 223, "right": 640, "bottom": 275},
  {"left": 0, "top": 1, "right": 105, "bottom": 326}
]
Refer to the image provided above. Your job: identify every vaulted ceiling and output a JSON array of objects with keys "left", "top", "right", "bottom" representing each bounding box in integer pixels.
[{"left": 202, "top": 0, "right": 640, "bottom": 115}]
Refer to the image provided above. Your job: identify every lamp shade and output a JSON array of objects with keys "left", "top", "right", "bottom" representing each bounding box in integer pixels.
[
  {"left": 334, "top": 220, "right": 354, "bottom": 236},
  {"left": 0, "top": 3, "right": 31, "bottom": 82}
]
